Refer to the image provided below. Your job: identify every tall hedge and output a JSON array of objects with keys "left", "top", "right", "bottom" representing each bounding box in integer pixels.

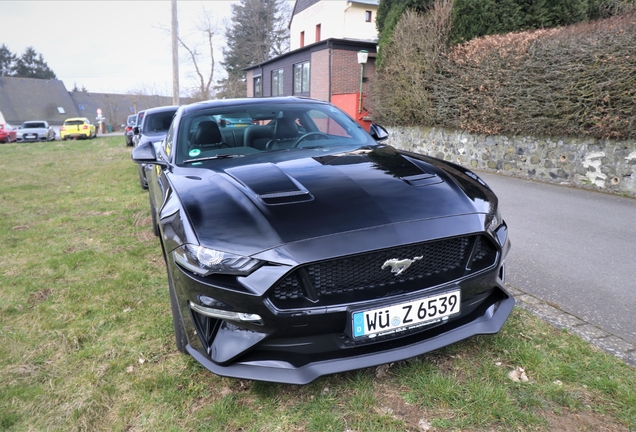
[
  {"left": 376, "top": 0, "right": 635, "bottom": 48},
  {"left": 376, "top": 0, "right": 434, "bottom": 59},
  {"left": 449, "top": 0, "right": 590, "bottom": 43},
  {"left": 371, "top": 7, "right": 636, "bottom": 140}
]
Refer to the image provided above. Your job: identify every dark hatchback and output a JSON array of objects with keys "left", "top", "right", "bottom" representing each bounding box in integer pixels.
[
  {"left": 131, "top": 97, "right": 513, "bottom": 384},
  {"left": 133, "top": 105, "right": 179, "bottom": 189}
]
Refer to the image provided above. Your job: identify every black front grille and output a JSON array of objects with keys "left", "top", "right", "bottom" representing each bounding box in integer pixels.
[{"left": 270, "top": 235, "right": 498, "bottom": 309}]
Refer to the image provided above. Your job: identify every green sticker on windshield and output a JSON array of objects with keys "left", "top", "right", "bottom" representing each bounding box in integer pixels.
[{"left": 188, "top": 149, "right": 201, "bottom": 157}]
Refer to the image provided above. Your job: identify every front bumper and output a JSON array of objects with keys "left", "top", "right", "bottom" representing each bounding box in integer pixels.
[
  {"left": 17, "top": 134, "right": 48, "bottom": 142},
  {"left": 186, "top": 287, "right": 514, "bottom": 384},
  {"left": 168, "top": 219, "right": 513, "bottom": 384}
]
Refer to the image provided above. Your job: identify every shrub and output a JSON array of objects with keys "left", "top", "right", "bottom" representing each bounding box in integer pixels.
[{"left": 373, "top": 7, "right": 636, "bottom": 140}]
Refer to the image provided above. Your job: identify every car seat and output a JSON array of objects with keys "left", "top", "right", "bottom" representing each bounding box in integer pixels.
[
  {"left": 266, "top": 117, "right": 300, "bottom": 150},
  {"left": 191, "top": 121, "right": 229, "bottom": 149}
]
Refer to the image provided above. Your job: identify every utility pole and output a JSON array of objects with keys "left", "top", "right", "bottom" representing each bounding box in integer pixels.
[{"left": 171, "top": 0, "right": 180, "bottom": 105}]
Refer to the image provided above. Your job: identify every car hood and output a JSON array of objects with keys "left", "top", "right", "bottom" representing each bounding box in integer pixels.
[{"left": 169, "top": 146, "right": 497, "bottom": 257}]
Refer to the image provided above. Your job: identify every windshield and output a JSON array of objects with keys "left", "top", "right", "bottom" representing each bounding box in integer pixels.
[
  {"left": 64, "top": 120, "right": 86, "bottom": 126},
  {"left": 136, "top": 112, "right": 145, "bottom": 127},
  {"left": 142, "top": 110, "right": 176, "bottom": 134},
  {"left": 175, "top": 101, "right": 375, "bottom": 165},
  {"left": 22, "top": 122, "right": 46, "bottom": 128}
]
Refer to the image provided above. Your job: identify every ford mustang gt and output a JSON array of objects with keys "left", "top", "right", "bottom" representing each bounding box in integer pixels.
[{"left": 131, "top": 97, "right": 513, "bottom": 384}]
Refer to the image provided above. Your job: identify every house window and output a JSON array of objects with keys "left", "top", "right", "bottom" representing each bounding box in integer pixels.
[
  {"left": 365, "top": 10, "right": 372, "bottom": 22},
  {"left": 272, "top": 69, "right": 284, "bottom": 96},
  {"left": 315, "top": 24, "right": 321, "bottom": 42},
  {"left": 253, "top": 76, "right": 262, "bottom": 97},
  {"left": 293, "top": 61, "right": 310, "bottom": 95},
  {"left": 300, "top": 31, "right": 305, "bottom": 47}
]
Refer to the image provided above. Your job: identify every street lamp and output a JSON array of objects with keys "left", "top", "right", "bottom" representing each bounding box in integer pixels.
[{"left": 357, "top": 50, "right": 368, "bottom": 113}]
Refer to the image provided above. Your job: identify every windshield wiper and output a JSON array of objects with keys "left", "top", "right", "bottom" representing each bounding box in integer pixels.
[{"left": 183, "top": 154, "right": 243, "bottom": 163}]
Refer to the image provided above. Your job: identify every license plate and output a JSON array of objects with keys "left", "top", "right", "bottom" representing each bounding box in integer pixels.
[
  {"left": 352, "top": 290, "right": 461, "bottom": 338},
  {"left": 26, "top": 134, "right": 36, "bottom": 138}
]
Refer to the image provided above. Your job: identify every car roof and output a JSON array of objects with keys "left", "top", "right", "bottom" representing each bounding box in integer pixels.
[
  {"left": 64, "top": 117, "right": 89, "bottom": 122},
  {"left": 143, "top": 105, "right": 180, "bottom": 115},
  {"left": 180, "top": 97, "right": 324, "bottom": 115}
]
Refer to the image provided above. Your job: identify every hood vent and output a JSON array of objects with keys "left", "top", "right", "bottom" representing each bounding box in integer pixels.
[
  {"left": 402, "top": 173, "right": 443, "bottom": 187},
  {"left": 225, "top": 163, "right": 313, "bottom": 205}
]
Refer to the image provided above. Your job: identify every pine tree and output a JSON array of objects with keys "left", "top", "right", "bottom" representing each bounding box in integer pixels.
[
  {"left": 218, "top": 0, "right": 290, "bottom": 98},
  {"left": 0, "top": 44, "right": 17, "bottom": 76},
  {"left": 12, "top": 46, "right": 56, "bottom": 79}
]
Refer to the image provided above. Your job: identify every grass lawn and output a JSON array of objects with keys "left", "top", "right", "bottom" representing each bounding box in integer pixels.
[{"left": 1, "top": 137, "right": 634, "bottom": 431}]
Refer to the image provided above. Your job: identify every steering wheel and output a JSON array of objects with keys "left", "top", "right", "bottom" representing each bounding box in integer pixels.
[{"left": 292, "top": 132, "right": 330, "bottom": 148}]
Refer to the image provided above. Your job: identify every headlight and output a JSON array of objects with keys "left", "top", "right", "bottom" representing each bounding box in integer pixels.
[
  {"left": 173, "top": 244, "right": 261, "bottom": 276},
  {"left": 487, "top": 208, "right": 503, "bottom": 233}
]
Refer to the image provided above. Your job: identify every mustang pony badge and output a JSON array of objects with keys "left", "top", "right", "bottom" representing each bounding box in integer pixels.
[{"left": 382, "top": 256, "right": 423, "bottom": 276}]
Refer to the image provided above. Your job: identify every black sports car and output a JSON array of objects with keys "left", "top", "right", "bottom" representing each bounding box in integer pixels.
[{"left": 131, "top": 97, "right": 513, "bottom": 384}]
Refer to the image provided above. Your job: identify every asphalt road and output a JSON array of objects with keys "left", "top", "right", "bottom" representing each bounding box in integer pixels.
[{"left": 479, "top": 172, "right": 636, "bottom": 345}]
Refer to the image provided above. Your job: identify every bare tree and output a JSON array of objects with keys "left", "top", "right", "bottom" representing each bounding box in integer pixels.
[
  {"left": 156, "top": 5, "right": 221, "bottom": 101},
  {"left": 176, "top": 6, "right": 221, "bottom": 101}
]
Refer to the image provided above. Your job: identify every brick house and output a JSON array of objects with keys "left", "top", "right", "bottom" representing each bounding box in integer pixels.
[{"left": 245, "top": 0, "right": 378, "bottom": 130}]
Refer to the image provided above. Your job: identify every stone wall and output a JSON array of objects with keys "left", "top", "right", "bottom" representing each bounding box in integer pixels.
[{"left": 386, "top": 126, "right": 636, "bottom": 197}]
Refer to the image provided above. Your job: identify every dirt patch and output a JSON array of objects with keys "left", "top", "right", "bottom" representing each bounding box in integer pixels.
[
  {"left": 544, "top": 409, "right": 629, "bottom": 432},
  {"left": 374, "top": 382, "right": 432, "bottom": 431},
  {"left": 136, "top": 230, "right": 156, "bottom": 243},
  {"left": 28, "top": 288, "right": 53, "bottom": 306}
]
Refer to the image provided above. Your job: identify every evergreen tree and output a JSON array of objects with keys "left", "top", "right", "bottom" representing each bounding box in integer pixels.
[
  {"left": 218, "top": 0, "right": 290, "bottom": 98},
  {"left": 12, "top": 46, "right": 56, "bottom": 79},
  {"left": 0, "top": 44, "right": 17, "bottom": 76}
]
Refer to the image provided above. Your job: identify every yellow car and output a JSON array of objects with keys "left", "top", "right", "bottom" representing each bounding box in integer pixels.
[{"left": 61, "top": 117, "right": 97, "bottom": 140}]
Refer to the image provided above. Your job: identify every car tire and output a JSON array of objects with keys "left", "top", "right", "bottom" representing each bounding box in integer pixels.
[
  {"left": 139, "top": 166, "right": 148, "bottom": 191},
  {"left": 166, "top": 260, "right": 188, "bottom": 354},
  {"left": 149, "top": 192, "right": 160, "bottom": 237}
]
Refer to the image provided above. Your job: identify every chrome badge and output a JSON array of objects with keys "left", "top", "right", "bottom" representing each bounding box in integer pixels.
[{"left": 382, "top": 256, "right": 423, "bottom": 276}]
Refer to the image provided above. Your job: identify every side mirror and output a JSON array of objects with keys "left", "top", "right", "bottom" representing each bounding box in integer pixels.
[
  {"left": 131, "top": 141, "right": 167, "bottom": 167},
  {"left": 369, "top": 123, "right": 389, "bottom": 142},
  {"left": 133, "top": 126, "right": 140, "bottom": 134}
]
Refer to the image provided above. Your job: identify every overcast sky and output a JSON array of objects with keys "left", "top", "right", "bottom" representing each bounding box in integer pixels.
[{"left": 1, "top": 1, "right": 236, "bottom": 96}]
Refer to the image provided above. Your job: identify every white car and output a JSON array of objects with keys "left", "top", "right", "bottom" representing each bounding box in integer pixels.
[{"left": 17, "top": 121, "right": 55, "bottom": 142}]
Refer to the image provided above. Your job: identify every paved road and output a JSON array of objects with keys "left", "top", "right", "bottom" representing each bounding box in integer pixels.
[{"left": 480, "top": 173, "right": 636, "bottom": 345}]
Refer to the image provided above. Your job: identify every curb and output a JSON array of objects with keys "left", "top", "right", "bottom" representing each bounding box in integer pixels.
[{"left": 506, "top": 285, "right": 636, "bottom": 368}]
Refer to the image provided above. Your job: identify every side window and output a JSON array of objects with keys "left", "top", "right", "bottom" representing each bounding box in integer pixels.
[
  {"left": 164, "top": 122, "right": 174, "bottom": 158},
  {"left": 272, "top": 69, "right": 284, "bottom": 96},
  {"left": 308, "top": 110, "right": 350, "bottom": 137},
  {"left": 254, "top": 76, "right": 262, "bottom": 97},
  {"left": 293, "top": 61, "right": 310, "bottom": 95}
]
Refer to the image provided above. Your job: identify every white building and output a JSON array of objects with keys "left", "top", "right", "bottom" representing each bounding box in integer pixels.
[{"left": 289, "top": 0, "right": 379, "bottom": 50}]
